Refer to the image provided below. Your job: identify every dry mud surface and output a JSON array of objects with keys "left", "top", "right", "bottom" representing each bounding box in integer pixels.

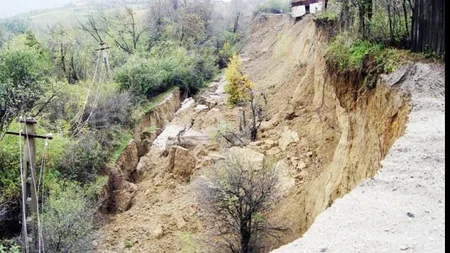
[{"left": 272, "top": 63, "right": 445, "bottom": 253}]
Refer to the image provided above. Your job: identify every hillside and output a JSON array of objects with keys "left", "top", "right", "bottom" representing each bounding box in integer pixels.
[{"left": 93, "top": 13, "right": 444, "bottom": 252}]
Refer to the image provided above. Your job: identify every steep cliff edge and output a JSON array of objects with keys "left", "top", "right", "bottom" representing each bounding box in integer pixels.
[
  {"left": 271, "top": 63, "right": 445, "bottom": 253},
  {"left": 240, "top": 14, "right": 412, "bottom": 246}
]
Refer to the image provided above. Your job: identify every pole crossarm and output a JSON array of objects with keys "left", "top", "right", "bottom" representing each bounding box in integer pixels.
[{"left": 5, "top": 131, "right": 53, "bottom": 140}]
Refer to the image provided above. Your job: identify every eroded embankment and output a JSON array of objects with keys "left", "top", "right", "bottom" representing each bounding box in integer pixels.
[
  {"left": 240, "top": 14, "right": 411, "bottom": 247},
  {"left": 271, "top": 62, "right": 445, "bottom": 253},
  {"left": 100, "top": 88, "right": 183, "bottom": 213}
]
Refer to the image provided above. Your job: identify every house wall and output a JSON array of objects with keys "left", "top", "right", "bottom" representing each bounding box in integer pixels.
[
  {"left": 291, "top": 5, "right": 306, "bottom": 17},
  {"left": 310, "top": 2, "right": 323, "bottom": 13},
  {"left": 291, "top": 1, "right": 323, "bottom": 17}
]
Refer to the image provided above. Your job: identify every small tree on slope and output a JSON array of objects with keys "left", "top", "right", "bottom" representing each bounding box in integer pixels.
[{"left": 197, "top": 155, "right": 286, "bottom": 253}]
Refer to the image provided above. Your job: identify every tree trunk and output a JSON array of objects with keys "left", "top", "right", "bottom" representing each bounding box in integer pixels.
[
  {"left": 411, "top": 0, "right": 445, "bottom": 56},
  {"left": 240, "top": 224, "right": 251, "bottom": 253},
  {"left": 387, "top": 2, "right": 394, "bottom": 45},
  {"left": 250, "top": 128, "right": 257, "bottom": 141},
  {"left": 233, "top": 12, "right": 240, "bottom": 33}
]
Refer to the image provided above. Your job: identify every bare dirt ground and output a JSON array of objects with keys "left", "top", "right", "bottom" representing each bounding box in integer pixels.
[{"left": 271, "top": 63, "right": 445, "bottom": 253}]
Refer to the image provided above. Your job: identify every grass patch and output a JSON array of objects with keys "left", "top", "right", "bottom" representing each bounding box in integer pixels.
[
  {"left": 141, "top": 86, "right": 179, "bottom": 113},
  {"left": 325, "top": 34, "right": 404, "bottom": 73},
  {"left": 124, "top": 240, "right": 133, "bottom": 248},
  {"left": 316, "top": 10, "right": 338, "bottom": 23},
  {"left": 325, "top": 33, "right": 411, "bottom": 88},
  {"left": 178, "top": 231, "right": 198, "bottom": 253},
  {"left": 110, "top": 131, "right": 133, "bottom": 163}
]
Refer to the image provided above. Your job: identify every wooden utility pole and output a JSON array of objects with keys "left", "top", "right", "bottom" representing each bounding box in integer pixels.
[
  {"left": 5, "top": 117, "right": 53, "bottom": 253},
  {"left": 95, "top": 42, "right": 111, "bottom": 76}
]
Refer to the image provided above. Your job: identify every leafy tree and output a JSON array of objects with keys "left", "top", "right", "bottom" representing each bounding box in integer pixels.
[
  {"left": 224, "top": 53, "right": 253, "bottom": 105},
  {"left": 0, "top": 34, "right": 50, "bottom": 132}
]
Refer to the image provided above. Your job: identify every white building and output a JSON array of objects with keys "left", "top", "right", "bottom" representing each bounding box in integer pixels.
[{"left": 291, "top": 0, "right": 324, "bottom": 18}]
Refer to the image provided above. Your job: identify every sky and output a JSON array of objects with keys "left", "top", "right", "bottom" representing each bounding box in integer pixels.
[{"left": 0, "top": 0, "right": 70, "bottom": 19}]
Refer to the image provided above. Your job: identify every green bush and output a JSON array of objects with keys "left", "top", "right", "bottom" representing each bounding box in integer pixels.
[
  {"left": 42, "top": 180, "right": 100, "bottom": 253},
  {"left": 224, "top": 54, "right": 253, "bottom": 105},
  {"left": 115, "top": 41, "right": 217, "bottom": 98},
  {"left": 256, "top": 0, "right": 290, "bottom": 14},
  {"left": 315, "top": 10, "right": 339, "bottom": 27},
  {"left": 325, "top": 34, "right": 402, "bottom": 88},
  {"left": 56, "top": 134, "right": 108, "bottom": 183},
  {"left": 326, "top": 34, "right": 384, "bottom": 71},
  {"left": 0, "top": 240, "right": 20, "bottom": 253}
]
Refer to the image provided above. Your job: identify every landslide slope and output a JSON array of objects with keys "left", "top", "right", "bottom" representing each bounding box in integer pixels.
[{"left": 95, "top": 13, "right": 444, "bottom": 253}]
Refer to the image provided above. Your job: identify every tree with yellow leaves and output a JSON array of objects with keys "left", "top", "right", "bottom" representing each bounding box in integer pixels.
[{"left": 224, "top": 53, "right": 253, "bottom": 105}]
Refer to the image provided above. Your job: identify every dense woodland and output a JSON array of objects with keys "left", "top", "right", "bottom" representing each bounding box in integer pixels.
[{"left": 0, "top": 0, "right": 444, "bottom": 252}]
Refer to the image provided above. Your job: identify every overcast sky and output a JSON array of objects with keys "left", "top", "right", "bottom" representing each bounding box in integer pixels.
[{"left": 0, "top": 0, "right": 70, "bottom": 19}]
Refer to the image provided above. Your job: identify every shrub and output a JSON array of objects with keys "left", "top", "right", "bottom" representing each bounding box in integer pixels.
[
  {"left": 42, "top": 180, "right": 100, "bottom": 253},
  {"left": 56, "top": 134, "right": 108, "bottom": 183},
  {"left": 189, "top": 47, "right": 219, "bottom": 91},
  {"left": 115, "top": 41, "right": 217, "bottom": 99},
  {"left": 217, "top": 41, "right": 234, "bottom": 68},
  {"left": 325, "top": 34, "right": 402, "bottom": 88},
  {"left": 197, "top": 155, "right": 284, "bottom": 253},
  {"left": 0, "top": 240, "right": 20, "bottom": 253},
  {"left": 326, "top": 34, "right": 380, "bottom": 71},
  {"left": 0, "top": 149, "right": 21, "bottom": 238},
  {"left": 85, "top": 90, "right": 134, "bottom": 131},
  {"left": 224, "top": 54, "right": 253, "bottom": 105},
  {"left": 315, "top": 10, "right": 339, "bottom": 27},
  {"left": 256, "top": 0, "right": 290, "bottom": 14}
]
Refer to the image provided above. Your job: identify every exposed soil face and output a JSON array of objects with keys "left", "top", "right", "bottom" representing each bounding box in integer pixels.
[
  {"left": 271, "top": 62, "right": 445, "bottom": 253},
  {"left": 95, "top": 14, "right": 421, "bottom": 252},
  {"left": 238, "top": 14, "right": 413, "bottom": 248}
]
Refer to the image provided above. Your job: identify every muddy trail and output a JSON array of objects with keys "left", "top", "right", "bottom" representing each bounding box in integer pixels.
[{"left": 95, "top": 14, "right": 444, "bottom": 253}]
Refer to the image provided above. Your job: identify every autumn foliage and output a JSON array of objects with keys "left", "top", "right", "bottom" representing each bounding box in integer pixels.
[{"left": 224, "top": 53, "right": 253, "bottom": 105}]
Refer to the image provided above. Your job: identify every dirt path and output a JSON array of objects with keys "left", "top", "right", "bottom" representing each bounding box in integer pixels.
[{"left": 271, "top": 63, "right": 445, "bottom": 253}]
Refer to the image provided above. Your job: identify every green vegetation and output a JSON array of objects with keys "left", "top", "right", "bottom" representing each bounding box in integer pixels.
[
  {"left": 124, "top": 240, "right": 133, "bottom": 248},
  {"left": 111, "top": 131, "right": 133, "bottom": 163},
  {"left": 315, "top": 10, "right": 339, "bottom": 27},
  {"left": 0, "top": 240, "right": 20, "bottom": 253},
  {"left": 224, "top": 54, "right": 253, "bottom": 105},
  {"left": 0, "top": 0, "right": 249, "bottom": 246},
  {"left": 178, "top": 231, "right": 198, "bottom": 253},
  {"left": 0, "top": 34, "right": 50, "bottom": 132},
  {"left": 41, "top": 179, "right": 104, "bottom": 253},
  {"left": 256, "top": 0, "right": 290, "bottom": 14},
  {"left": 325, "top": 34, "right": 402, "bottom": 88},
  {"left": 115, "top": 42, "right": 217, "bottom": 98}
]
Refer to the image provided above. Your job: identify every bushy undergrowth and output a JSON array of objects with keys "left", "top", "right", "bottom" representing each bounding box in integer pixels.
[
  {"left": 325, "top": 34, "right": 400, "bottom": 74},
  {"left": 42, "top": 178, "right": 105, "bottom": 253},
  {"left": 315, "top": 10, "right": 339, "bottom": 27},
  {"left": 256, "top": 0, "right": 290, "bottom": 14},
  {"left": 115, "top": 42, "right": 218, "bottom": 99}
]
